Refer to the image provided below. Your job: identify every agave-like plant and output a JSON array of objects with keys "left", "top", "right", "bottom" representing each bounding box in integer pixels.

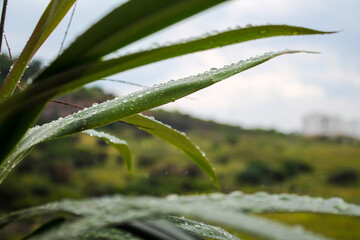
[{"left": 1, "top": 0, "right": 357, "bottom": 239}]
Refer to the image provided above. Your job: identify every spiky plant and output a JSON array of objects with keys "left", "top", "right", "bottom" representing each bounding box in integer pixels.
[{"left": 1, "top": 1, "right": 357, "bottom": 240}]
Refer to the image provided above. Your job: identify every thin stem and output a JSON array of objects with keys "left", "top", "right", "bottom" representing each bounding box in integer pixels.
[
  {"left": 51, "top": 100, "right": 84, "bottom": 109},
  {"left": 0, "top": 0, "right": 76, "bottom": 101},
  {"left": 4, "top": 33, "right": 22, "bottom": 90},
  {"left": 58, "top": 1, "right": 77, "bottom": 56},
  {"left": 0, "top": 0, "right": 8, "bottom": 55},
  {"left": 100, "top": 78, "right": 149, "bottom": 88},
  {"left": 3, "top": 33, "right": 13, "bottom": 63}
]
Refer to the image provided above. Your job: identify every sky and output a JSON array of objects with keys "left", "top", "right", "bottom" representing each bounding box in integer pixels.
[{"left": 2, "top": 0, "right": 360, "bottom": 133}]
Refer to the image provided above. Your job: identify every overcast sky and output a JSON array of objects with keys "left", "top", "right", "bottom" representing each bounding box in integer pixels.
[{"left": 2, "top": 0, "right": 360, "bottom": 133}]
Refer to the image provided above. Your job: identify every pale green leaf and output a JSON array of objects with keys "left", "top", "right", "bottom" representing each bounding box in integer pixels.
[
  {"left": 159, "top": 191, "right": 360, "bottom": 216},
  {"left": 2, "top": 193, "right": 356, "bottom": 240}
]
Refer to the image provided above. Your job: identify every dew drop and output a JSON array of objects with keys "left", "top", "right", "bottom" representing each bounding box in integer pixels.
[{"left": 259, "top": 29, "right": 268, "bottom": 34}]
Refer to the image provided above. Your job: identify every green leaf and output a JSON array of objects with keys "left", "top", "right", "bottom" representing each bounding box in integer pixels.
[
  {"left": 122, "top": 114, "right": 218, "bottom": 187},
  {"left": 6, "top": 25, "right": 333, "bottom": 110},
  {"left": 0, "top": 0, "right": 228, "bottom": 166},
  {"left": 66, "top": 25, "right": 332, "bottom": 94},
  {"left": 82, "top": 130, "right": 133, "bottom": 173},
  {"left": 0, "top": 24, "right": 331, "bottom": 165},
  {"left": 3, "top": 193, "right": 356, "bottom": 240},
  {"left": 0, "top": 50, "right": 303, "bottom": 183},
  {"left": 0, "top": 0, "right": 77, "bottom": 100}
]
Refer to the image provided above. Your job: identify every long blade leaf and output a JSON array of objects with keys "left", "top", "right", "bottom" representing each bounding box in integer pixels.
[
  {"left": 69, "top": 25, "right": 332, "bottom": 94},
  {"left": 0, "top": 50, "right": 309, "bottom": 182},
  {"left": 2, "top": 192, "right": 358, "bottom": 229},
  {"left": 0, "top": 24, "right": 331, "bottom": 164},
  {"left": 0, "top": 0, "right": 228, "bottom": 165},
  {"left": 121, "top": 114, "right": 218, "bottom": 187},
  {"left": 82, "top": 130, "right": 133, "bottom": 173},
  {"left": 3, "top": 25, "right": 333, "bottom": 113}
]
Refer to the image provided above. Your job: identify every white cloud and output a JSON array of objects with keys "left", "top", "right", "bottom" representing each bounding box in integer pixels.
[
  {"left": 313, "top": 52, "right": 360, "bottom": 86},
  {"left": 160, "top": 56, "right": 325, "bottom": 132}
]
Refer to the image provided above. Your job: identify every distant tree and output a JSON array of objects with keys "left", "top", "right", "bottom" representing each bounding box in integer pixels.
[{"left": 327, "top": 169, "right": 358, "bottom": 186}]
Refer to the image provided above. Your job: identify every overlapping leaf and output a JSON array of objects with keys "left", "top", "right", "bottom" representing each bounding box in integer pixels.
[
  {"left": 0, "top": 0, "right": 224, "bottom": 164},
  {"left": 35, "top": 25, "right": 334, "bottom": 99},
  {"left": 0, "top": 24, "right": 332, "bottom": 163},
  {"left": 0, "top": 25, "right": 332, "bottom": 120},
  {"left": 0, "top": 50, "right": 306, "bottom": 184}
]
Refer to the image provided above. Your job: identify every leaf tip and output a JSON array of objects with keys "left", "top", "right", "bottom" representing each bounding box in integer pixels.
[{"left": 211, "top": 174, "right": 220, "bottom": 189}]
